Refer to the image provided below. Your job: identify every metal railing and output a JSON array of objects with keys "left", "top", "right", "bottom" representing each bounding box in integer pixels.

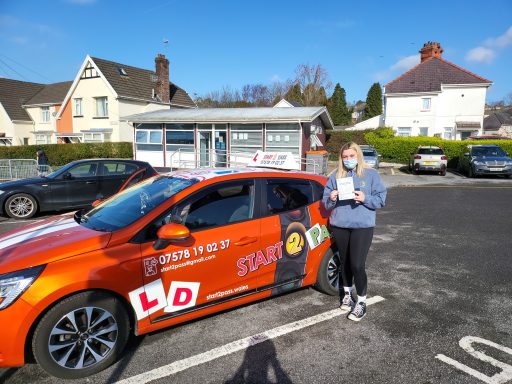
[
  {"left": 167, "top": 149, "right": 325, "bottom": 174},
  {"left": 0, "top": 159, "right": 53, "bottom": 182}
]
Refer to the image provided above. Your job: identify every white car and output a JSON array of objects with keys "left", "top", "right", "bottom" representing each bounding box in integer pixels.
[{"left": 409, "top": 146, "right": 447, "bottom": 176}]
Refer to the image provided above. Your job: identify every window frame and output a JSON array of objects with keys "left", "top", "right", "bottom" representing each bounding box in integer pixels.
[
  {"left": 421, "top": 98, "right": 431, "bottom": 111},
  {"left": 94, "top": 96, "right": 109, "bottom": 118},
  {"left": 41, "top": 106, "right": 50, "bottom": 123},
  {"left": 74, "top": 98, "right": 83, "bottom": 117}
]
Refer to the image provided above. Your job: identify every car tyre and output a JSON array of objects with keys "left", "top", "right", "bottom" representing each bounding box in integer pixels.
[
  {"left": 32, "top": 291, "right": 130, "bottom": 379},
  {"left": 315, "top": 247, "right": 340, "bottom": 296},
  {"left": 468, "top": 166, "right": 475, "bottom": 178},
  {"left": 5, "top": 193, "right": 38, "bottom": 219}
]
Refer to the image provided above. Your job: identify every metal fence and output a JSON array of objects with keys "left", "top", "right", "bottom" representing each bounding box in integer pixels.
[
  {"left": 0, "top": 159, "right": 53, "bottom": 182},
  {"left": 167, "top": 149, "right": 325, "bottom": 174}
]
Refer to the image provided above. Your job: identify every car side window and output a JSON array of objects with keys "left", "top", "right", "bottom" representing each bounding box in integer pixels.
[
  {"left": 173, "top": 181, "right": 254, "bottom": 231},
  {"left": 68, "top": 163, "right": 97, "bottom": 178},
  {"left": 102, "top": 162, "right": 138, "bottom": 176},
  {"left": 266, "top": 179, "right": 313, "bottom": 215}
]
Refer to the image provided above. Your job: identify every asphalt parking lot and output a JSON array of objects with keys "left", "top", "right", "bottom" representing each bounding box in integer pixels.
[{"left": 1, "top": 169, "right": 512, "bottom": 384}]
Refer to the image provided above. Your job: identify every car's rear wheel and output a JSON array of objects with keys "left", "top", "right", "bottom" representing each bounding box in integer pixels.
[
  {"left": 5, "top": 193, "right": 38, "bottom": 219},
  {"left": 315, "top": 247, "right": 340, "bottom": 296},
  {"left": 32, "top": 292, "right": 130, "bottom": 379}
]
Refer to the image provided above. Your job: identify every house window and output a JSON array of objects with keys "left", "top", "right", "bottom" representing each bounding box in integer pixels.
[
  {"left": 419, "top": 127, "right": 429, "bottom": 136},
  {"left": 36, "top": 134, "right": 50, "bottom": 145},
  {"left": 83, "top": 133, "right": 104, "bottom": 143},
  {"left": 41, "top": 107, "right": 50, "bottom": 122},
  {"left": 266, "top": 123, "right": 301, "bottom": 155},
  {"left": 421, "top": 98, "right": 431, "bottom": 111},
  {"left": 396, "top": 127, "right": 411, "bottom": 137},
  {"left": 74, "top": 98, "right": 83, "bottom": 116},
  {"left": 135, "top": 124, "right": 163, "bottom": 151},
  {"left": 165, "top": 123, "right": 194, "bottom": 153},
  {"left": 231, "top": 123, "right": 263, "bottom": 154},
  {"left": 443, "top": 127, "right": 453, "bottom": 140},
  {"left": 95, "top": 97, "right": 108, "bottom": 117}
]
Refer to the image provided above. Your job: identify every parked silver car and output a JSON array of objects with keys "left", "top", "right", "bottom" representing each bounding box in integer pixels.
[
  {"left": 409, "top": 145, "right": 447, "bottom": 176},
  {"left": 360, "top": 145, "right": 380, "bottom": 169}
]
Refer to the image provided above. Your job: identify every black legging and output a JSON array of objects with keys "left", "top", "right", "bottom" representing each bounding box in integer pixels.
[{"left": 331, "top": 226, "right": 374, "bottom": 297}]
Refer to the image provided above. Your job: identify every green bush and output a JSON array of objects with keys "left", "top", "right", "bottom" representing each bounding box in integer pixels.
[
  {"left": 0, "top": 142, "right": 133, "bottom": 167},
  {"left": 325, "top": 130, "right": 512, "bottom": 168}
]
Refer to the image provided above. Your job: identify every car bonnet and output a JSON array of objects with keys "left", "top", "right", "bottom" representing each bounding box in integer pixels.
[{"left": 0, "top": 213, "right": 111, "bottom": 273}]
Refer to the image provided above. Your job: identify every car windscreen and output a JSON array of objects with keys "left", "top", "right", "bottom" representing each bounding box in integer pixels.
[
  {"left": 363, "top": 150, "right": 376, "bottom": 156},
  {"left": 472, "top": 147, "right": 506, "bottom": 157},
  {"left": 78, "top": 175, "right": 199, "bottom": 232},
  {"left": 418, "top": 148, "right": 444, "bottom": 155}
]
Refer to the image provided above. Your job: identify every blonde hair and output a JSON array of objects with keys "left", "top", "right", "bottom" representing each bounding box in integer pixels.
[{"left": 335, "top": 142, "right": 367, "bottom": 179}]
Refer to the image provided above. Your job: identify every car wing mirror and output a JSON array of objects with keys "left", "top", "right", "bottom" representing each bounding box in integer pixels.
[
  {"left": 91, "top": 199, "right": 104, "bottom": 207},
  {"left": 463, "top": 153, "right": 469, "bottom": 157},
  {"left": 62, "top": 172, "right": 73, "bottom": 180},
  {"left": 153, "top": 222, "right": 190, "bottom": 250}
]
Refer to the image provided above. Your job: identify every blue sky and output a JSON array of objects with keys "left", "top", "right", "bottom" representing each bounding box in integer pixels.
[{"left": 1, "top": 0, "right": 511, "bottom": 104}]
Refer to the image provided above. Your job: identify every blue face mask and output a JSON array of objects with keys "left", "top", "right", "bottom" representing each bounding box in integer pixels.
[{"left": 343, "top": 159, "right": 358, "bottom": 169}]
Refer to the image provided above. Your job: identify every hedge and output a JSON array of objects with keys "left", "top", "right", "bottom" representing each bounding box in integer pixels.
[
  {"left": 0, "top": 142, "right": 133, "bottom": 167},
  {"left": 326, "top": 127, "right": 512, "bottom": 168}
]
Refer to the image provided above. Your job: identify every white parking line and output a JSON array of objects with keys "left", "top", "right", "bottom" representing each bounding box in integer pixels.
[{"left": 115, "top": 295, "right": 385, "bottom": 384}]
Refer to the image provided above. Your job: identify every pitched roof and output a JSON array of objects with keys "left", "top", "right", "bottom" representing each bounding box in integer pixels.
[
  {"left": 123, "top": 106, "right": 334, "bottom": 129},
  {"left": 385, "top": 57, "right": 491, "bottom": 94},
  {"left": 91, "top": 57, "right": 196, "bottom": 108},
  {"left": 484, "top": 110, "right": 512, "bottom": 130},
  {"left": 25, "top": 81, "right": 73, "bottom": 106},
  {"left": 0, "top": 78, "right": 44, "bottom": 121}
]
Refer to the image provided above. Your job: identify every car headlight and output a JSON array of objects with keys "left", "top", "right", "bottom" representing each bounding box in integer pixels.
[
  {"left": 473, "top": 161, "right": 485, "bottom": 166},
  {"left": 0, "top": 265, "right": 45, "bottom": 310}
]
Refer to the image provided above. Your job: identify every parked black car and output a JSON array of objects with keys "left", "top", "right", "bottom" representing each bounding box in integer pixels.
[
  {"left": 458, "top": 144, "right": 512, "bottom": 178},
  {"left": 0, "top": 159, "right": 157, "bottom": 219}
]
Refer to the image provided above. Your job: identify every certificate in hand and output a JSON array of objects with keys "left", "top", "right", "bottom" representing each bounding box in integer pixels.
[{"left": 336, "top": 177, "right": 355, "bottom": 200}]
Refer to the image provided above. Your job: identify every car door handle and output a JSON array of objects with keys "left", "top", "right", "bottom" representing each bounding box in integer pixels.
[
  {"left": 86, "top": 181, "right": 97, "bottom": 184},
  {"left": 234, "top": 236, "right": 258, "bottom": 246}
]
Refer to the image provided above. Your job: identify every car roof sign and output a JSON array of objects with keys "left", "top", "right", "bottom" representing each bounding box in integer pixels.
[{"left": 248, "top": 150, "right": 300, "bottom": 170}]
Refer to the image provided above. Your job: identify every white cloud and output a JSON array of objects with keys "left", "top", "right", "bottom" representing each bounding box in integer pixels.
[
  {"left": 465, "top": 47, "right": 496, "bottom": 64},
  {"left": 8, "top": 36, "right": 28, "bottom": 45},
  {"left": 373, "top": 54, "right": 419, "bottom": 83},
  {"left": 465, "top": 25, "right": 512, "bottom": 64},
  {"left": 485, "top": 26, "right": 512, "bottom": 48},
  {"left": 390, "top": 55, "right": 419, "bottom": 71}
]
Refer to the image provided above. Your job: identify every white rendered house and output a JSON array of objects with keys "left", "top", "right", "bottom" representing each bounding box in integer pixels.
[{"left": 384, "top": 42, "right": 492, "bottom": 140}]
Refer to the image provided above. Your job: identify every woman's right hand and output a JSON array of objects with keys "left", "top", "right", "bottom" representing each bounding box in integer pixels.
[{"left": 330, "top": 190, "right": 338, "bottom": 202}]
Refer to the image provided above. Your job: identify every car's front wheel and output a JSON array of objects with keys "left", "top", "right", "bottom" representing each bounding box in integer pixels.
[
  {"left": 468, "top": 166, "right": 475, "bottom": 178},
  {"left": 315, "top": 247, "right": 340, "bottom": 296},
  {"left": 32, "top": 292, "right": 130, "bottom": 379},
  {"left": 5, "top": 193, "right": 38, "bottom": 219}
]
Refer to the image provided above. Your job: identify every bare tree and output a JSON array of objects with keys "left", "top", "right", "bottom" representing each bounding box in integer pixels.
[{"left": 294, "top": 64, "right": 332, "bottom": 106}]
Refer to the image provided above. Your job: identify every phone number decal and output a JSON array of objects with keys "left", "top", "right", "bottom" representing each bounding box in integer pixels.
[{"left": 158, "top": 239, "right": 230, "bottom": 264}]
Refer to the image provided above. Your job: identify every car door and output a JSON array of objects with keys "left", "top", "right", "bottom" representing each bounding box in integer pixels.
[
  {"left": 49, "top": 161, "right": 100, "bottom": 208},
  {"left": 135, "top": 179, "right": 262, "bottom": 323},
  {"left": 98, "top": 161, "right": 139, "bottom": 199},
  {"left": 257, "top": 178, "right": 316, "bottom": 295}
]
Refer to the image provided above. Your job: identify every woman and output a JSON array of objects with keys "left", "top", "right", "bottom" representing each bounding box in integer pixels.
[
  {"left": 322, "top": 142, "right": 387, "bottom": 321},
  {"left": 36, "top": 149, "right": 48, "bottom": 176}
]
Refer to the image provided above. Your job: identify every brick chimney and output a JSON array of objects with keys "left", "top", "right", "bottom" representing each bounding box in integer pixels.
[
  {"left": 419, "top": 41, "right": 443, "bottom": 62},
  {"left": 155, "top": 53, "right": 170, "bottom": 103}
]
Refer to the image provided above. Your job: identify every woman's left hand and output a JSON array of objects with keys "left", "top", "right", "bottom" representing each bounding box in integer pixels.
[{"left": 353, "top": 190, "right": 365, "bottom": 203}]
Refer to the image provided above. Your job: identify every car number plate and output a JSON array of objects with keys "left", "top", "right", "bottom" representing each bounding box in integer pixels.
[
  {"left": 490, "top": 168, "right": 503, "bottom": 171},
  {"left": 423, "top": 161, "right": 435, "bottom": 165}
]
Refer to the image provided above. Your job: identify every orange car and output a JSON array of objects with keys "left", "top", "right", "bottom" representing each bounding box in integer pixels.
[{"left": 0, "top": 167, "right": 338, "bottom": 378}]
